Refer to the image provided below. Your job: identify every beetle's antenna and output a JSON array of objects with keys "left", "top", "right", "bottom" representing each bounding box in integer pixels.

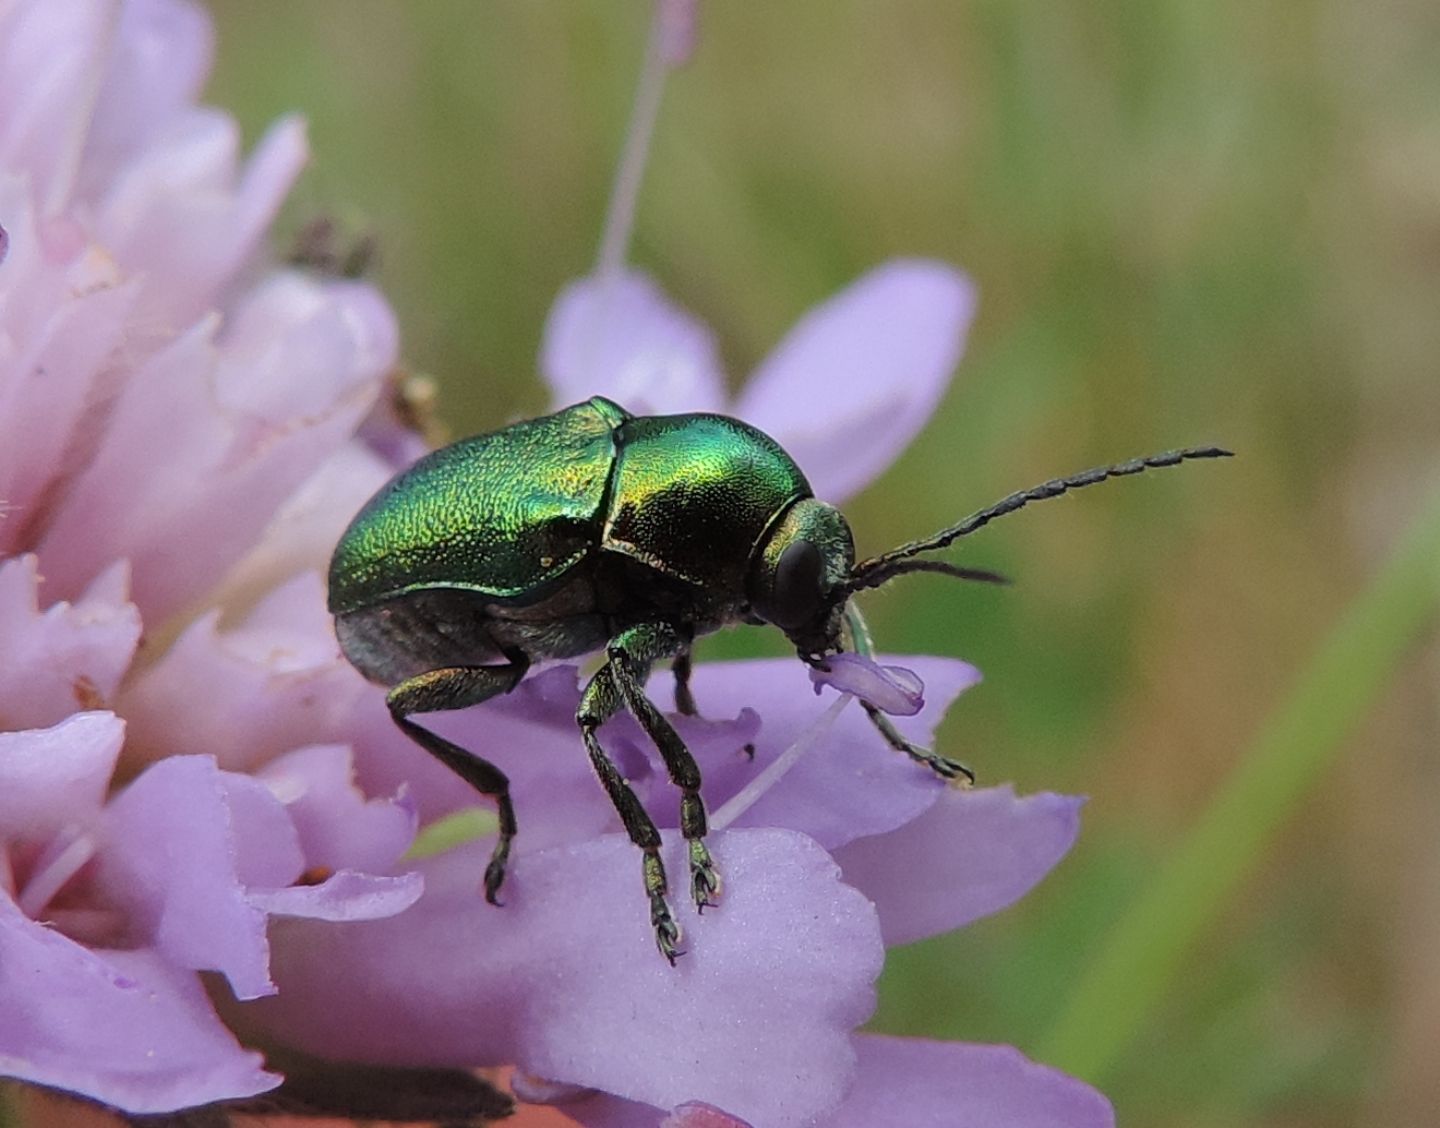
[
  {"left": 848, "top": 559, "right": 1012, "bottom": 594},
  {"left": 845, "top": 446, "right": 1233, "bottom": 594}
]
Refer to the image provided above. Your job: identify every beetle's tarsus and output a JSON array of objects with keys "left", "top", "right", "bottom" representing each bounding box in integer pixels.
[
  {"left": 642, "top": 849, "right": 683, "bottom": 963},
  {"left": 653, "top": 898, "right": 683, "bottom": 964},
  {"left": 919, "top": 750, "right": 977, "bottom": 787}
]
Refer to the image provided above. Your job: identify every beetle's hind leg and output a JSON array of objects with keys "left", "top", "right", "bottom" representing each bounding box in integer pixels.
[
  {"left": 862, "top": 700, "right": 975, "bottom": 786},
  {"left": 386, "top": 658, "right": 529, "bottom": 902}
]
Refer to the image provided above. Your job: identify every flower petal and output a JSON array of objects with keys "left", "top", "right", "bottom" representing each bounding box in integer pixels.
[
  {"left": 830, "top": 1035, "right": 1114, "bottom": 1128},
  {"left": 95, "top": 756, "right": 303, "bottom": 999},
  {"left": 78, "top": 0, "right": 215, "bottom": 197},
  {"left": 0, "top": 556, "right": 140, "bottom": 731},
  {"left": 37, "top": 274, "right": 393, "bottom": 620},
  {"left": 0, "top": 712, "right": 123, "bottom": 841},
  {"left": 809, "top": 652, "right": 925, "bottom": 716},
  {"left": 118, "top": 573, "right": 369, "bottom": 774},
  {"left": 0, "top": 896, "right": 279, "bottom": 1114},
  {"left": 252, "top": 829, "right": 882, "bottom": 1128},
  {"left": 541, "top": 271, "right": 727, "bottom": 415},
  {"left": 665, "top": 656, "right": 980, "bottom": 850},
  {"left": 95, "top": 112, "right": 310, "bottom": 330},
  {"left": 249, "top": 869, "right": 422, "bottom": 923},
  {"left": 734, "top": 260, "right": 976, "bottom": 503},
  {"left": 207, "top": 439, "right": 398, "bottom": 616},
  {"left": 833, "top": 786, "right": 1084, "bottom": 946},
  {"left": 0, "top": 0, "right": 111, "bottom": 210},
  {"left": 258, "top": 743, "right": 417, "bottom": 874}
]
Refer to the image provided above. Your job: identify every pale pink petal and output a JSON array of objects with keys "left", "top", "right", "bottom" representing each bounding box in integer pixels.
[
  {"left": 541, "top": 271, "right": 727, "bottom": 415},
  {"left": 0, "top": 899, "right": 279, "bottom": 1114},
  {"left": 252, "top": 830, "right": 881, "bottom": 1128},
  {"left": 78, "top": 0, "right": 214, "bottom": 197},
  {"left": 0, "top": 712, "right": 123, "bottom": 841},
  {"left": 118, "top": 573, "right": 369, "bottom": 773},
  {"left": 833, "top": 786, "right": 1084, "bottom": 946},
  {"left": 0, "top": 274, "right": 137, "bottom": 554},
  {"left": 38, "top": 275, "right": 393, "bottom": 619},
  {"left": 657, "top": 0, "right": 700, "bottom": 67},
  {"left": 830, "top": 1036, "right": 1114, "bottom": 1128},
  {"left": 0, "top": 557, "right": 140, "bottom": 730},
  {"left": 95, "top": 114, "right": 309, "bottom": 329},
  {"left": 0, "top": 0, "right": 109, "bottom": 211},
  {"left": 734, "top": 260, "right": 976, "bottom": 503},
  {"left": 210, "top": 440, "right": 398, "bottom": 615}
]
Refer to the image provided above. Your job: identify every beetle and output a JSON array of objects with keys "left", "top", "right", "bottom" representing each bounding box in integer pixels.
[{"left": 329, "top": 395, "right": 1228, "bottom": 961}]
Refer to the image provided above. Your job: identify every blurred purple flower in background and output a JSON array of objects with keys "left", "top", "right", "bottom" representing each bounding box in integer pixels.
[{"left": 0, "top": 0, "right": 1114, "bottom": 1125}]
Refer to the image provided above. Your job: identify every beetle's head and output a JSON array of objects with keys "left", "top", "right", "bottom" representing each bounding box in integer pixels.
[
  {"left": 751, "top": 445, "right": 1233, "bottom": 667},
  {"left": 747, "top": 499, "right": 855, "bottom": 659}
]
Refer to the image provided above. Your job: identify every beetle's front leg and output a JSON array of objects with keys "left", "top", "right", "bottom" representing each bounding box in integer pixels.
[
  {"left": 386, "top": 659, "right": 529, "bottom": 902},
  {"left": 861, "top": 700, "right": 975, "bottom": 786}
]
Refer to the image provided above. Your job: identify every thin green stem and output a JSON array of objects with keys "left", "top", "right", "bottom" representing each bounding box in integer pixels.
[
  {"left": 1040, "top": 484, "right": 1440, "bottom": 1082},
  {"left": 0, "top": 1082, "right": 17, "bottom": 1128}
]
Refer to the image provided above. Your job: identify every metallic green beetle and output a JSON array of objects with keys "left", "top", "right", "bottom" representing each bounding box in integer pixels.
[{"left": 329, "top": 395, "right": 1228, "bottom": 960}]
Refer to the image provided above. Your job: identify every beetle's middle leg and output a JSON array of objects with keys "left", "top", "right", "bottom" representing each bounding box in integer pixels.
[
  {"left": 578, "top": 621, "right": 718, "bottom": 962},
  {"left": 606, "top": 624, "right": 719, "bottom": 912},
  {"left": 386, "top": 658, "right": 529, "bottom": 903}
]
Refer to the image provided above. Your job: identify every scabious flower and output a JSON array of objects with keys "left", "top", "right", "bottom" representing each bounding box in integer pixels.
[
  {"left": 0, "top": 0, "right": 418, "bottom": 1115},
  {"left": 1, "top": 1, "right": 1115, "bottom": 1126}
]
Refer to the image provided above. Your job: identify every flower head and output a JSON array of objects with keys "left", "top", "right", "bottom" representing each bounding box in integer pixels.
[{"left": 0, "top": 0, "right": 416, "bottom": 1113}]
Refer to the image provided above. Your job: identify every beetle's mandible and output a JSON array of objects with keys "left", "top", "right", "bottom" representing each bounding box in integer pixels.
[{"left": 328, "top": 395, "right": 1229, "bottom": 961}]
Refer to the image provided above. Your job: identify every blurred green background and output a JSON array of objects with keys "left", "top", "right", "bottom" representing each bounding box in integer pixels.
[{"left": 207, "top": 3, "right": 1439, "bottom": 1125}]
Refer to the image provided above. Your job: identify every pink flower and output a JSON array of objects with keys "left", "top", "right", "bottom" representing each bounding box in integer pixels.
[{"left": 0, "top": 0, "right": 415, "bottom": 1113}]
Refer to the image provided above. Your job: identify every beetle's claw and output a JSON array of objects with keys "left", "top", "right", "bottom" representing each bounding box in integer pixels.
[
  {"left": 689, "top": 840, "right": 722, "bottom": 911},
  {"left": 483, "top": 859, "right": 508, "bottom": 906}
]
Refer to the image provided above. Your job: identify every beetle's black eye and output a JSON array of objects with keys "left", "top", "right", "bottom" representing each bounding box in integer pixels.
[{"left": 768, "top": 538, "right": 824, "bottom": 630}]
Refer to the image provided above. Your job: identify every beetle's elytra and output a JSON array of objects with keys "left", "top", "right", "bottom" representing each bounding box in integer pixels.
[{"left": 329, "top": 395, "right": 1229, "bottom": 961}]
